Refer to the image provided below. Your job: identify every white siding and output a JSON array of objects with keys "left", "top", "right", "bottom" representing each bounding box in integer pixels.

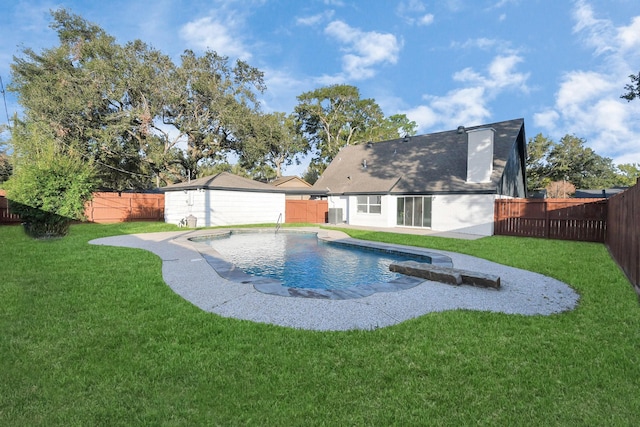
[
  {"left": 324, "top": 193, "right": 498, "bottom": 236},
  {"left": 431, "top": 194, "right": 496, "bottom": 236},
  {"left": 347, "top": 195, "right": 396, "bottom": 228},
  {"left": 165, "top": 189, "right": 284, "bottom": 227},
  {"left": 164, "top": 189, "right": 206, "bottom": 225}
]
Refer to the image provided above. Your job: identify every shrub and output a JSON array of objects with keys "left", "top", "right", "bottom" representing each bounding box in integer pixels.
[{"left": 5, "top": 153, "right": 96, "bottom": 238}]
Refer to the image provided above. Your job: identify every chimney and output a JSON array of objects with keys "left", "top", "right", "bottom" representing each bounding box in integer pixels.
[{"left": 466, "top": 127, "right": 494, "bottom": 183}]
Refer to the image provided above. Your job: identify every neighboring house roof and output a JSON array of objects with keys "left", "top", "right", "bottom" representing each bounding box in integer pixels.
[
  {"left": 574, "top": 188, "right": 627, "bottom": 198},
  {"left": 313, "top": 118, "right": 526, "bottom": 195},
  {"left": 161, "top": 172, "right": 285, "bottom": 193},
  {"left": 269, "top": 176, "right": 312, "bottom": 188}
]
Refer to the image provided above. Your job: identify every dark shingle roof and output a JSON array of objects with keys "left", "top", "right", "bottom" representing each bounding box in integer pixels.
[
  {"left": 161, "top": 172, "right": 284, "bottom": 193},
  {"left": 313, "top": 118, "right": 524, "bottom": 195},
  {"left": 574, "top": 188, "right": 627, "bottom": 198}
]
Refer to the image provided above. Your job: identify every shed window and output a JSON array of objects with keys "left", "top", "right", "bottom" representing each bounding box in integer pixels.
[{"left": 357, "top": 195, "right": 382, "bottom": 214}]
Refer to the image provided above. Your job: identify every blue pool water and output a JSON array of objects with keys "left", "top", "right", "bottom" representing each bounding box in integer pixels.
[{"left": 195, "top": 232, "right": 431, "bottom": 291}]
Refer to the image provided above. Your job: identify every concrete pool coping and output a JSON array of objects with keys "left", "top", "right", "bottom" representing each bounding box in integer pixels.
[{"left": 90, "top": 228, "right": 580, "bottom": 331}]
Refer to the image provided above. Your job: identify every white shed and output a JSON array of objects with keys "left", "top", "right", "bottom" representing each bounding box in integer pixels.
[{"left": 162, "top": 172, "right": 285, "bottom": 227}]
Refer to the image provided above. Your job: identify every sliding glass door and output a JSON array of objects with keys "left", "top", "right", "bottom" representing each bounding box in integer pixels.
[{"left": 397, "top": 196, "right": 432, "bottom": 228}]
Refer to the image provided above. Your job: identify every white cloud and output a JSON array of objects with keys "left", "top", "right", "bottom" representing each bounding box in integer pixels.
[
  {"left": 396, "top": 1, "right": 435, "bottom": 26},
  {"left": 451, "top": 37, "right": 516, "bottom": 54},
  {"left": 324, "top": 20, "right": 401, "bottom": 80},
  {"left": 403, "top": 87, "right": 491, "bottom": 132},
  {"left": 617, "top": 16, "right": 640, "bottom": 52},
  {"left": 260, "top": 68, "right": 310, "bottom": 113},
  {"left": 180, "top": 15, "right": 251, "bottom": 60},
  {"left": 533, "top": 110, "right": 560, "bottom": 133},
  {"left": 403, "top": 54, "right": 529, "bottom": 132},
  {"left": 533, "top": 1, "right": 640, "bottom": 165},
  {"left": 555, "top": 71, "right": 614, "bottom": 110},
  {"left": 296, "top": 10, "right": 335, "bottom": 27},
  {"left": 572, "top": 0, "right": 615, "bottom": 55},
  {"left": 397, "top": 0, "right": 426, "bottom": 14},
  {"left": 418, "top": 14, "right": 435, "bottom": 26}
]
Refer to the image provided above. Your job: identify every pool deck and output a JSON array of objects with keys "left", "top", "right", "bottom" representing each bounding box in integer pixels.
[{"left": 90, "top": 227, "right": 580, "bottom": 331}]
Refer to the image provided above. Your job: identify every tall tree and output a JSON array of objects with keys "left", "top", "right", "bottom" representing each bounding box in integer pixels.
[
  {"left": 621, "top": 72, "right": 640, "bottom": 101},
  {"left": 162, "top": 49, "right": 266, "bottom": 180},
  {"left": 360, "top": 113, "right": 418, "bottom": 142},
  {"left": 9, "top": 9, "right": 169, "bottom": 190},
  {"left": 546, "top": 135, "right": 617, "bottom": 189},
  {"left": 526, "top": 133, "right": 619, "bottom": 192},
  {"left": 294, "top": 84, "right": 387, "bottom": 173},
  {"left": 237, "top": 112, "right": 309, "bottom": 178},
  {"left": 614, "top": 163, "right": 640, "bottom": 186},
  {"left": 526, "top": 133, "right": 554, "bottom": 191},
  {"left": 9, "top": 9, "right": 268, "bottom": 189}
]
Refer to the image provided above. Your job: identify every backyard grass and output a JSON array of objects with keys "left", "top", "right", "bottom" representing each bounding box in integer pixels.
[{"left": 1, "top": 222, "right": 639, "bottom": 425}]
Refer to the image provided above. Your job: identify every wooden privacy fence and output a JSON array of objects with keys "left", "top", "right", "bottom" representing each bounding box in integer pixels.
[
  {"left": 0, "top": 190, "right": 21, "bottom": 224},
  {"left": 0, "top": 191, "right": 164, "bottom": 224},
  {"left": 606, "top": 181, "right": 640, "bottom": 296},
  {"left": 494, "top": 198, "right": 607, "bottom": 242},
  {"left": 84, "top": 192, "right": 164, "bottom": 223},
  {"left": 285, "top": 199, "right": 328, "bottom": 223}
]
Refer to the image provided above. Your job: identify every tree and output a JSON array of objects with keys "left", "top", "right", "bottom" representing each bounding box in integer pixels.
[
  {"left": 4, "top": 120, "right": 96, "bottom": 237},
  {"left": 237, "top": 112, "right": 309, "bottom": 178},
  {"left": 9, "top": 9, "right": 167, "bottom": 190},
  {"left": 621, "top": 72, "right": 640, "bottom": 101},
  {"left": 301, "top": 167, "right": 320, "bottom": 185},
  {"left": 546, "top": 135, "right": 617, "bottom": 189},
  {"left": 0, "top": 128, "right": 11, "bottom": 184},
  {"left": 294, "top": 84, "right": 388, "bottom": 173},
  {"left": 526, "top": 133, "right": 554, "bottom": 191},
  {"left": 9, "top": 9, "right": 268, "bottom": 190},
  {"left": 614, "top": 163, "right": 640, "bottom": 186},
  {"left": 545, "top": 180, "right": 576, "bottom": 198},
  {"left": 162, "top": 49, "right": 266, "bottom": 180},
  {"left": 525, "top": 133, "right": 619, "bottom": 192}
]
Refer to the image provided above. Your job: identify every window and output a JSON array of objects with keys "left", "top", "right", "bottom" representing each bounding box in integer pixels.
[
  {"left": 397, "top": 196, "right": 432, "bottom": 227},
  {"left": 357, "top": 195, "right": 382, "bottom": 214}
]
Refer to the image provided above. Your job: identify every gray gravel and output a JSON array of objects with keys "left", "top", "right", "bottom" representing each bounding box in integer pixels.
[{"left": 90, "top": 228, "right": 580, "bottom": 331}]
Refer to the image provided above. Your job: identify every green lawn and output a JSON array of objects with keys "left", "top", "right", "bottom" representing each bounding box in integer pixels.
[{"left": 1, "top": 222, "right": 639, "bottom": 426}]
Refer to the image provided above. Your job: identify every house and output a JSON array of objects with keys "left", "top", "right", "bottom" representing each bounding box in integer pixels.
[
  {"left": 312, "top": 118, "right": 527, "bottom": 236},
  {"left": 162, "top": 172, "right": 285, "bottom": 227},
  {"left": 574, "top": 188, "right": 627, "bottom": 198},
  {"left": 268, "top": 176, "right": 314, "bottom": 200}
]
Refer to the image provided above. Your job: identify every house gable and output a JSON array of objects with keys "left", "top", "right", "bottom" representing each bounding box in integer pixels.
[
  {"left": 269, "top": 176, "right": 312, "bottom": 188},
  {"left": 313, "top": 118, "right": 526, "bottom": 196}
]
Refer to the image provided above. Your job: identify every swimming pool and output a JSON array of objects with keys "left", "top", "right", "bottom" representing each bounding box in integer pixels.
[{"left": 191, "top": 230, "right": 451, "bottom": 299}]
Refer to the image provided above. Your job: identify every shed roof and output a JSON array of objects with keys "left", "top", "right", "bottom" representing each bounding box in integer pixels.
[
  {"left": 312, "top": 118, "right": 525, "bottom": 195},
  {"left": 161, "top": 172, "right": 284, "bottom": 193}
]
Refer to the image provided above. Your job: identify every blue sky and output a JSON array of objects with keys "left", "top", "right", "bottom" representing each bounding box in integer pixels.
[{"left": 1, "top": 0, "right": 639, "bottom": 176}]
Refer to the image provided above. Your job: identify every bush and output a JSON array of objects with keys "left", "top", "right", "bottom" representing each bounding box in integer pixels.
[{"left": 5, "top": 154, "right": 96, "bottom": 238}]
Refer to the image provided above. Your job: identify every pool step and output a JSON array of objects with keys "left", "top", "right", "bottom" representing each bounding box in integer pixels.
[{"left": 389, "top": 261, "right": 501, "bottom": 289}]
